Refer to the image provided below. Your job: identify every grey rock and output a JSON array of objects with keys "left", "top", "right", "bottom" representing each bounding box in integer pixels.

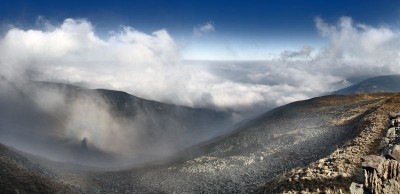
[
  {"left": 386, "top": 127, "right": 397, "bottom": 139},
  {"left": 382, "top": 179, "right": 400, "bottom": 194},
  {"left": 388, "top": 145, "right": 400, "bottom": 162},
  {"left": 362, "top": 155, "right": 385, "bottom": 170},
  {"left": 350, "top": 182, "right": 364, "bottom": 194},
  {"left": 380, "top": 137, "right": 390, "bottom": 149}
]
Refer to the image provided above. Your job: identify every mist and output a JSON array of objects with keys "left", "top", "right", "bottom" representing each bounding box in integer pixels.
[
  {"left": 1, "top": 16, "right": 400, "bottom": 167},
  {"left": 0, "top": 79, "right": 237, "bottom": 168}
]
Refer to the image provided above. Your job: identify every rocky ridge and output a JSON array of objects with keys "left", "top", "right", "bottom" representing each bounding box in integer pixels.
[
  {"left": 264, "top": 93, "right": 400, "bottom": 193},
  {"left": 349, "top": 111, "right": 400, "bottom": 193}
]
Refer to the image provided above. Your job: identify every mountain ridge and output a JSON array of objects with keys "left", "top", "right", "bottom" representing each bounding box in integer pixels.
[{"left": 334, "top": 74, "right": 400, "bottom": 95}]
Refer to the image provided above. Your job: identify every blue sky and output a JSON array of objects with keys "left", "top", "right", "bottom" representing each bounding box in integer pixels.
[{"left": 1, "top": 0, "right": 400, "bottom": 60}]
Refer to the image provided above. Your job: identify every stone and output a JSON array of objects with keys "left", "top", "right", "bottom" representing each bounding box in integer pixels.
[
  {"left": 349, "top": 182, "right": 364, "bottom": 194},
  {"left": 387, "top": 145, "right": 400, "bottom": 162},
  {"left": 361, "top": 155, "right": 385, "bottom": 170},
  {"left": 391, "top": 118, "right": 400, "bottom": 127},
  {"left": 394, "top": 137, "right": 400, "bottom": 145},
  {"left": 389, "top": 112, "right": 400, "bottom": 120},
  {"left": 380, "top": 137, "right": 390, "bottom": 149},
  {"left": 364, "top": 169, "right": 382, "bottom": 194},
  {"left": 382, "top": 179, "right": 400, "bottom": 194},
  {"left": 386, "top": 127, "right": 397, "bottom": 139},
  {"left": 362, "top": 158, "right": 400, "bottom": 193}
]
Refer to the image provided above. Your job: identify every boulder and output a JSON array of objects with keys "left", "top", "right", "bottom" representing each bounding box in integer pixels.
[
  {"left": 387, "top": 145, "right": 400, "bottom": 162},
  {"left": 386, "top": 127, "right": 397, "bottom": 139},
  {"left": 361, "top": 155, "right": 385, "bottom": 170},
  {"left": 382, "top": 179, "right": 400, "bottom": 194},
  {"left": 350, "top": 182, "right": 364, "bottom": 194}
]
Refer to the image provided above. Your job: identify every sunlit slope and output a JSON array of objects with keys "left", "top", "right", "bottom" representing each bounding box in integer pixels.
[{"left": 83, "top": 93, "right": 394, "bottom": 193}]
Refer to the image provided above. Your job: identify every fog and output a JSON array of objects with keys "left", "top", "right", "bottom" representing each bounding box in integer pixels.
[
  {"left": 1, "top": 16, "right": 400, "bottom": 167},
  {"left": 0, "top": 77, "right": 235, "bottom": 167}
]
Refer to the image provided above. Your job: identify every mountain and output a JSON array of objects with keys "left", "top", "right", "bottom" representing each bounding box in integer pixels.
[
  {"left": 334, "top": 74, "right": 400, "bottom": 94},
  {"left": 0, "top": 81, "right": 234, "bottom": 168},
  {"left": 344, "top": 75, "right": 374, "bottom": 84},
  {"left": 71, "top": 93, "right": 394, "bottom": 193},
  {"left": 1, "top": 90, "right": 396, "bottom": 193}
]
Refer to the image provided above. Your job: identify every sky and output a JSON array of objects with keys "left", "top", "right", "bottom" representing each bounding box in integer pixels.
[
  {"left": 1, "top": 0, "right": 400, "bottom": 60},
  {"left": 1, "top": 0, "right": 400, "bottom": 114}
]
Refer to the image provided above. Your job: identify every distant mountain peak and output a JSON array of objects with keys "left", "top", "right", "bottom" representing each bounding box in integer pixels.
[{"left": 334, "top": 74, "right": 400, "bottom": 95}]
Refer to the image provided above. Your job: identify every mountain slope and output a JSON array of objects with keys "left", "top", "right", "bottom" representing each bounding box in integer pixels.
[
  {"left": 76, "top": 93, "right": 394, "bottom": 193},
  {"left": 1, "top": 92, "right": 396, "bottom": 193},
  {"left": 335, "top": 74, "right": 400, "bottom": 94},
  {"left": 264, "top": 93, "right": 400, "bottom": 193},
  {"left": 0, "top": 81, "right": 234, "bottom": 168},
  {"left": 0, "top": 143, "right": 80, "bottom": 194}
]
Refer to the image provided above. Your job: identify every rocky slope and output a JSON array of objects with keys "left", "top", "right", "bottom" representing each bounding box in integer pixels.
[
  {"left": 264, "top": 93, "right": 400, "bottom": 193},
  {"left": 54, "top": 93, "right": 393, "bottom": 193},
  {"left": 1, "top": 92, "right": 398, "bottom": 193},
  {"left": 0, "top": 143, "right": 82, "bottom": 194}
]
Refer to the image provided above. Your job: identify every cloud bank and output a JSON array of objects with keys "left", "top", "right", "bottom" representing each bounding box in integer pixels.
[{"left": 1, "top": 17, "right": 400, "bottom": 115}]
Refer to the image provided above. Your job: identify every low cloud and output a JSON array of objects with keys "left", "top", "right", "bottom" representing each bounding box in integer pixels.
[
  {"left": 193, "top": 21, "right": 215, "bottom": 36},
  {"left": 313, "top": 16, "right": 400, "bottom": 77},
  {"left": 1, "top": 16, "right": 400, "bottom": 115}
]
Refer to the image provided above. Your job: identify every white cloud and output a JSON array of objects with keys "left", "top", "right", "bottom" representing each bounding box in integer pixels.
[
  {"left": 313, "top": 16, "right": 400, "bottom": 77},
  {"left": 1, "top": 16, "right": 400, "bottom": 116},
  {"left": 193, "top": 21, "right": 215, "bottom": 36}
]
